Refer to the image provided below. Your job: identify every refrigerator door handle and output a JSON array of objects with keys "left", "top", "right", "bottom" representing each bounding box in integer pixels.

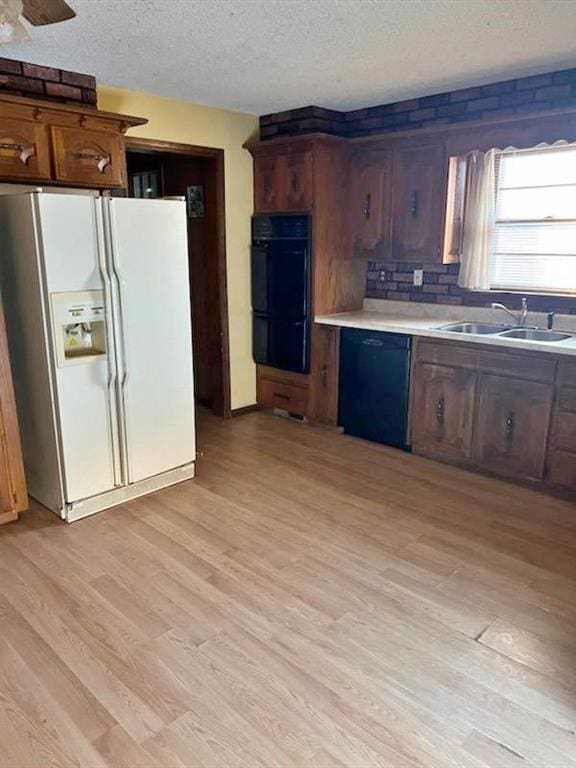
[
  {"left": 102, "top": 198, "right": 130, "bottom": 485},
  {"left": 95, "top": 200, "right": 122, "bottom": 487}
]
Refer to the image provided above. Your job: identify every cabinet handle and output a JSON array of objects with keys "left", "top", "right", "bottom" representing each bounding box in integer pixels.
[
  {"left": 363, "top": 192, "right": 371, "bottom": 220},
  {"left": 0, "top": 141, "right": 36, "bottom": 165},
  {"left": 409, "top": 190, "right": 419, "bottom": 218},
  {"left": 273, "top": 392, "right": 290, "bottom": 401},
  {"left": 73, "top": 152, "right": 111, "bottom": 173},
  {"left": 263, "top": 175, "right": 272, "bottom": 195},
  {"left": 291, "top": 172, "right": 299, "bottom": 194},
  {"left": 320, "top": 364, "right": 328, "bottom": 387},
  {"left": 505, "top": 411, "right": 515, "bottom": 441},
  {"left": 436, "top": 396, "right": 445, "bottom": 424}
]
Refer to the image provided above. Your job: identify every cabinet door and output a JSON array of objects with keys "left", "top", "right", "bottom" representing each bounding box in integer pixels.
[
  {"left": 254, "top": 154, "right": 283, "bottom": 211},
  {"left": 411, "top": 363, "right": 477, "bottom": 461},
  {"left": 284, "top": 151, "right": 313, "bottom": 211},
  {"left": 51, "top": 126, "right": 124, "bottom": 187},
  {"left": 349, "top": 150, "right": 391, "bottom": 252},
  {"left": 309, "top": 324, "right": 340, "bottom": 425},
  {"left": 392, "top": 143, "right": 447, "bottom": 262},
  {"left": 0, "top": 116, "right": 51, "bottom": 182},
  {"left": 474, "top": 375, "right": 552, "bottom": 481}
]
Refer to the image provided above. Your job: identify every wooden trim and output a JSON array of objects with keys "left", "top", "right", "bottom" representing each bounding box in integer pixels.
[
  {"left": 125, "top": 136, "right": 231, "bottom": 418},
  {"left": 230, "top": 404, "right": 260, "bottom": 417},
  {"left": 0, "top": 92, "right": 147, "bottom": 129},
  {"left": 126, "top": 137, "right": 223, "bottom": 159}
]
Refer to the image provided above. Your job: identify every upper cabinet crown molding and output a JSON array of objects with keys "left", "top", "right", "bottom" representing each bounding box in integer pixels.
[{"left": 0, "top": 93, "right": 147, "bottom": 188}]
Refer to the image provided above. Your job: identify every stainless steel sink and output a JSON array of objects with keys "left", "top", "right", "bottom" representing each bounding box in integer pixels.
[
  {"left": 439, "top": 322, "right": 513, "bottom": 335},
  {"left": 499, "top": 328, "right": 573, "bottom": 342}
]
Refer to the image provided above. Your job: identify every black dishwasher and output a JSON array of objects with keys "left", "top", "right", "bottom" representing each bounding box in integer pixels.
[{"left": 338, "top": 328, "right": 411, "bottom": 450}]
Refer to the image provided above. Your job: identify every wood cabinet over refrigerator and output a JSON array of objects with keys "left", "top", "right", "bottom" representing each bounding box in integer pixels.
[
  {"left": 249, "top": 134, "right": 367, "bottom": 426},
  {"left": 0, "top": 93, "right": 147, "bottom": 189}
]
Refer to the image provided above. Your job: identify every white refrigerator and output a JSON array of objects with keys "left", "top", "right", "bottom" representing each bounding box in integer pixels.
[{"left": 0, "top": 192, "right": 196, "bottom": 522}]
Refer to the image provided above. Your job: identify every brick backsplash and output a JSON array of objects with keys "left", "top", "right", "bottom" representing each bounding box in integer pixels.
[
  {"left": 366, "top": 261, "right": 576, "bottom": 315},
  {"left": 260, "top": 67, "right": 576, "bottom": 139},
  {"left": 0, "top": 57, "right": 97, "bottom": 107}
]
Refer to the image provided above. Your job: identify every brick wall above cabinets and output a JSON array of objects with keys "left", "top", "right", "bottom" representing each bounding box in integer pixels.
[
  {"left": 0, "top": 57, "right": 97, "bottom": 107},
  {"left": 260, "top": 68, "right": 576, "bottom": 139},
  {"left": 366, "top": 261, "right": 576, "bottom": 315}
]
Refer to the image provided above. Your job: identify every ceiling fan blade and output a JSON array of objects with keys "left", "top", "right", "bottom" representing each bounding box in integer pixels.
[{"left": 21, "top": 0, "right": 75, "bottom": 25}]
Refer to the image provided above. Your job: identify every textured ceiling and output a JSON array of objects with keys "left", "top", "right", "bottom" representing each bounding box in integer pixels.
[{"left": 5, "top": 0, "right": 576, "bottom": 115}]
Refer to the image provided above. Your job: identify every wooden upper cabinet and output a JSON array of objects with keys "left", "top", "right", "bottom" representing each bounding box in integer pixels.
[
  {"left": 254, "top": 154, "right": 282, "bottom": 211},
  {"left": 254, "top": 149, "right": 313, "bottom": 212},
  {"left": 0, "top": 94, "right": 146, "bottom": 189},
  {"left": 473, "top": 375, "right": 553, "bottom": 481},
  {"left": 391, "top": 142, "right": 447, "bottom": 262},
  {"left": 349, "top": 150, "right": 391, "bottom": 252},
  {"left": 0, "top": 116, "right": 51, "bottom": 182},
  {"left": 411, "top": 363, "right": 477, "bottom": 461},
  {"left": 284, "top": 151, "right": 313, "bottom": 211},
  {"left": 51, "top": 126, "right": 124, "bottom": 188}
]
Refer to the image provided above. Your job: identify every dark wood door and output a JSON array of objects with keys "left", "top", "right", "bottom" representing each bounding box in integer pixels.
[
  {"left": 391, "top": 143, "right": 447, "bottom": 262},
  {"left": 349, "top": 150, "right": 391, "bottom": 252},
  {"left": 284, "top": 151, "right": 313, "bottom": 211},
  {"left": 411, "top": 363, "right": 477, "bottom": 461},
  {"left": 254, "top": 154, "right": 283, "bottom": 211},
  {"left": 474, "top": 375, "right": 553, "bottom": 481}
]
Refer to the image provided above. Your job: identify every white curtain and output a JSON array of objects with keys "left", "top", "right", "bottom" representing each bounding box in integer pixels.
[{"left": 458, "top": 149, "right": 496, "bottom": 290}]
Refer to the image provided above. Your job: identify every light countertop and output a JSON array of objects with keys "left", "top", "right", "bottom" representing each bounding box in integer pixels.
[{"left": 315, "top": 300, "right": 576, "bottom": 358}]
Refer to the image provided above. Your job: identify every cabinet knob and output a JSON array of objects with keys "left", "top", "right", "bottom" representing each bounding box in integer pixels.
[
  {"left": 409, "top": 190, "right": 419, "bottom": 218},
  {"left": 363, "top": 192, "right": 371, "bottom": 220},
  {"left": 320, "top": 364, "right": 328, "bottom": 387},
  {"left": 436, "top": 396, "right": 445, "bottom": 424},
  {"left": 505, "top": 411, "right": 515, "bottom": 441}
]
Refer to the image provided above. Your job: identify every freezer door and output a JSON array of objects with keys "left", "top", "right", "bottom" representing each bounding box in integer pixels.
[
  {"left": 35, "top": 194, "right": 120, "bottom": 504},
  {"left": 106, "top": 198, "right": 196, "bottom": 484}
]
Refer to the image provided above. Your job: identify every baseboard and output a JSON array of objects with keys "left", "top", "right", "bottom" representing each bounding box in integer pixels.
[{"left": 230, "top": 404, "right": 261, "bottom": 417}]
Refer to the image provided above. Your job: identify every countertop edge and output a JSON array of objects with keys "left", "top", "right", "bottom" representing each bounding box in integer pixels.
[{"left": 315, "top": 312, "right": 576, "bottom": 358}]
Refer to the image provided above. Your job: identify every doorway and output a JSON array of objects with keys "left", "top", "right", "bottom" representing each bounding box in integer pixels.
[{"left": 125, "top": 138, "right": 230, "bottom": 418}]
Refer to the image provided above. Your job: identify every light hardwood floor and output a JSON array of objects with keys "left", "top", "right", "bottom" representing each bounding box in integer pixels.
[{"left": 1, "top": 409, "right": 576, "bottom": 767}]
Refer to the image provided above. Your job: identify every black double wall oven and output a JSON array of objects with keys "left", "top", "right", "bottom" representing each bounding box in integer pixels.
[{"left": 251, "top": 214, "right": 311, "bottom": 374}]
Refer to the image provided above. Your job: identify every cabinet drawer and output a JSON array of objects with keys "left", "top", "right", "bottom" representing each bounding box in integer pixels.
[
  {"left": 417, "top": 341, "right": 477, "bottom": 369},
  {"left": 558, "top": 360, "right": 576, "bottom": 388},
  {"left": 51, "top": 126, "right": 124, "bottom": 187},
  {"left": 477, "top": 350, "right": 556, "bottom": 383},
  {"left": 258, "top": 377, "right": 308, "bottom": 415},
  {"left": 0, "top": 117, "right": 51, "bottom": 181},
  {"left": 558, "top": 388, "right": 576, "bottom": 413},
  {"left": 552, "top": 411, "right": 576, "bottom": 452},
  {"left": 547, "top": 450, "right": 576, "bottom": 489}
]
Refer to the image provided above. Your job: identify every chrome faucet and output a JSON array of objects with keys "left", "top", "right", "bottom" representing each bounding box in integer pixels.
[{"left": 491, "top": 297, "right": 528, "bottom": 327}]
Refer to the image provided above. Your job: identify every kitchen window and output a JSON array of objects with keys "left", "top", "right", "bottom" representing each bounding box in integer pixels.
[{"left": 447, "top": 143, "right": 576, "bottom": 295}]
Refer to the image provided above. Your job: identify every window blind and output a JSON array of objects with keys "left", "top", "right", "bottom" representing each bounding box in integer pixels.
[{"left": 490, "top": 144, "right": 576, "bottom": 294}]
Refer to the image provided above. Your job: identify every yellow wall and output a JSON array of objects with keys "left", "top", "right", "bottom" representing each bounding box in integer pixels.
[{"left": 98, "top": 86, "right": 259, "bottom": 410}]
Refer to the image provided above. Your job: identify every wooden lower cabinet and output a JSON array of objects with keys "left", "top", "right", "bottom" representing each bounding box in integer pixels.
[
  {"left": 410, "top": 339, "right": 565, "bottom": 490},
  {"left": 308, "top": 325, "right": 340, "bottom": 426},
  {"left": 257, "top": 368, "right": 308, "bottom": 416},
  {"left": 473, "top": 375, "right": 552, "bottom": 482},
  {"left": 411, "top": 363, "right": 477, "bottom": 461}
]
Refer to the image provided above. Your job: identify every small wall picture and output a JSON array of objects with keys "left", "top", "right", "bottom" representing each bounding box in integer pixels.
[{"left": 186, "top": 184, "right": 205, "bottom": 218}]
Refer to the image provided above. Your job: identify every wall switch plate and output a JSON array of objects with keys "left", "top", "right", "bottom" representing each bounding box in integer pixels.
[
  {"left": 379, "top": 270, "right": 387, "bottom": 282},
  {"left": 413, "top": 269, "right": 424, "bottom": 287}
]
